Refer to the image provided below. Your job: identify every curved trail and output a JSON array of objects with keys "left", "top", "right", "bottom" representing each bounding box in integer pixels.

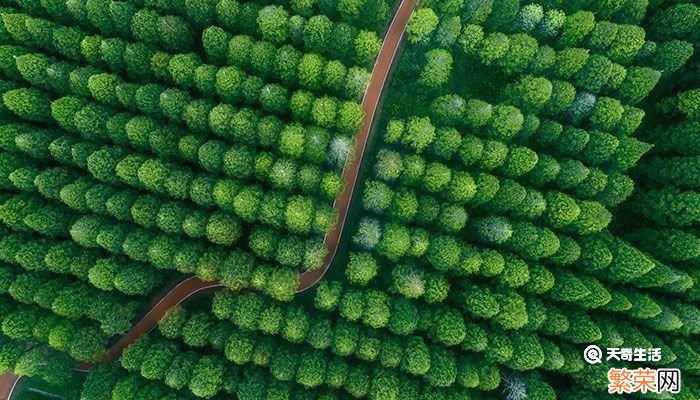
[
  {"left": 297, "top": 0, "right": 418, "bottom": 292},
  {"left": 70, "top": 0, "right": 418, "bottom": 372},
  {"left": 0, "top": 372, "right": 20, "bottom": 400}
]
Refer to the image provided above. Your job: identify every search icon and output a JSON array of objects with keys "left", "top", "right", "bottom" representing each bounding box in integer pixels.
[{"left": 583, "top": 345, "right": 603, "bottom": 364}]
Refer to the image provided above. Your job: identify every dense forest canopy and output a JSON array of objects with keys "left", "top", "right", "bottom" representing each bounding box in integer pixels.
[{"left": 0, "top": 0, "right": 698, "bottom": 399}]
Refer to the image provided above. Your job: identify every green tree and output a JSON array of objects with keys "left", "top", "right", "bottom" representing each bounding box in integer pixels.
[
  {"left": 311, "top": 96, "right": 338, "bottom": 129},
  {"left": 506, "top": 333, "right": 545, "bottom": 371},
  {"left": 407, "top": 8, "right": 438, "bottom": 44},
  {"left": 355, "top": 30, "right": 381, "bottom": 67},
  {"left": 425, "top": 346, "right": 457, "bottom": 387},
  {"left": 189, "top": 356, "right": 225, "bottom": 398},
  {"left": 140, "top": 341, "right": 176, "bottom": 381},
  {"left": 431, "top": 95, "right": 466, "bottom": 125},
  {"left": 617, "top": 67, "right": 661, "bottom": 105},
  {"left": 215, "top": 67, "right": 244, "bottom": 103},
  {"left": 377, "top": 223, "right": 410, "bottom": 261},
  {"left": 257, "top": 5, "right": 289, "bottom": 44},
  {"left": 402, "top": 116, "right": 435, "bottom": 153},
  {"left": 295, "top": 351, "right": 326, "bottom": 388},
  {"left": 304, "top": 15, "right": 333, "bottom": 53},
  {"left": 345, "top": 252, "right": 378, "bottom": 286},
  {"left": 298, "top": 54, "right": 324, "bottom": 90},
  {"left": 285, "top": 196, "right": 314, "bottom": 235},
  {"left": 362, "top": 289, "right": 390, "bottom": 328},
  {"left": 259, "top": 83, "right": 289, "bottom": 114},
  {"left": 401, "top": 336, "right": 430, "bottom": 375},
  {"left": 506, "top": 75, "right": 552, "bottom": 113},
  {"left": 513, "top": 4, "right": 543, "bottom": 32},
  {"left": 337, "top": 101, "right": 364, "bottom": 135},
  {"left": 432, "top": 307, "right": 466, "bottom": 346},
  {"left": 158, "top": 15, "right": 194, "bottom": 53},
  {"left": 487, "top": 104, "right": 523, "bottom": 141},
  {"left": 434, "top": 16, "right": 461, "bottom": 47},
  {"left": 3, "top": 88, "right": 51, "bottom": 121},
  {"left": 419, "top": 49, "right": 452, "bottom": 91}
]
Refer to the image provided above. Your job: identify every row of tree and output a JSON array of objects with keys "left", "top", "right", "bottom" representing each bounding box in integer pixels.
[
  {"left": 52, "top": 0, "right": 385, "bottom": 63},
  {"left": 82, "top": 364, "right": 201, "bottom": 400},
  {"left": 202, "top": 27, "right": 380, "bottom": 100},
  {"left": 0, "top": 11, "right": 364, "bottom": 205},
  {"left": 617, "top": 2, "right": 700, "bottom": 372},
  {"left": 386, "top": 102, "right": 646, "bottom": 205},
  {"left": 2, "top": 47, "right": 362, "bottom": 170},
  {"left": 120, "top": 331, "right": 460, "bottom": 400},
  {"left": 1, "top": 49, "right": 356, "bottom": 196},
  {"left": 6, "top": 1, "right": 381, "bottom": 100},
  {"left": 1, "top": 92, "right": 343, "bottom": 239},
  {"left": 1, "top": 266, "right": 137, "bottom": 336},
  {"left": 0, "top": 227, "right": 161, "bottom": 297},
  {"left": 0, "top": 294, "right": 108, "bottom": 362},
  {"left": 0, "top": 186, "right": 301, "bottom": 300},
  {"left": 207, "top": 271, "right": 700, "bottom": 397},
  {"left": 383, "top": 112, "right": 642, "bottom": 208},
  {"left": 151, "top": 291, "right": 515, "bottom": 397},
  {"left": 364, "top": 161, "right": 612, "bottom": 234},
  {"left": 457, "top": 29, "right": 664, "bottom": 107}
]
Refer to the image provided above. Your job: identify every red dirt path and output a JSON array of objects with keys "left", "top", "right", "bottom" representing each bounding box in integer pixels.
[
  {"left": 0, "top": 373, "right": 20, "bottom": 400},
  {"left": 72, "top": 0, "right": 416, "bottom": 374}
]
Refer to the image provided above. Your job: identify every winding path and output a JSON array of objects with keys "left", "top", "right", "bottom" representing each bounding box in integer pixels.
[{"left": 74, "top": 0, "right": 417, "bottom": 374}]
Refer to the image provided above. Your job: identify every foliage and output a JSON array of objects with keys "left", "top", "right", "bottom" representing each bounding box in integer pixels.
[{"left": 0, "top": 0, "right": 698, "bottom": 399}]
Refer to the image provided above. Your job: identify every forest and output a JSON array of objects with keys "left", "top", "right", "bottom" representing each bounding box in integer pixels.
[{"left": 0, "top": 0, "right": 698, "bottom": 399}]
